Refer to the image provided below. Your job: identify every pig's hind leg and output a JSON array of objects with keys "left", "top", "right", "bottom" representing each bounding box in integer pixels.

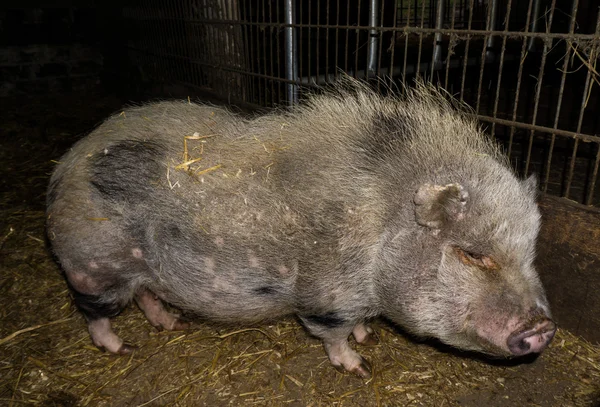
[
  {"left": 134, "top": 288, "right": 189, "bottom": 331},
  {"left": 67, "top": 271, "right": 136, "bottom": 354}
]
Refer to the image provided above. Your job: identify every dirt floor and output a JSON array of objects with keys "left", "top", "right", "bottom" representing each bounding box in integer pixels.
[{"left": 1, "top": 91, "right": 599, "bottom": 407}]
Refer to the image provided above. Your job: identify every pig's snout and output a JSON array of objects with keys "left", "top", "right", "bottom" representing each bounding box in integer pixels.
[{"left": 507, "top": 316, "right": 556, "bottom": 356}]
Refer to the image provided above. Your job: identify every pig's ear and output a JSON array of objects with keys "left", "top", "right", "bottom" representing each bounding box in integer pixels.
[
  {"left": 523, "top": 174, "right": 539, "bottom": 197},
  {"left": 414, "top": 183, "right": 469, "bottom": 230}
]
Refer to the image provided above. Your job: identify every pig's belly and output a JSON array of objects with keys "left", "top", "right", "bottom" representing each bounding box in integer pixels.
[{"left": 149, "top": 259, "right": 297, "bottom": 323}]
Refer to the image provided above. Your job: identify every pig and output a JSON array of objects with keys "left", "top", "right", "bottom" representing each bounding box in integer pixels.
[{"left": 46, "top": 80, "right": 556, "bottom": 378}]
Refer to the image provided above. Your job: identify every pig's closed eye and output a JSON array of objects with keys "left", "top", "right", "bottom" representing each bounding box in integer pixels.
[{"left": 453, "top": 246, "right": 500, "bottom": 271}]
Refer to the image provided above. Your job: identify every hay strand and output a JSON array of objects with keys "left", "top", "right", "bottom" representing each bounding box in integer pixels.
[{"left": 0, "top": 317, "right": 72, "bottom": 346}]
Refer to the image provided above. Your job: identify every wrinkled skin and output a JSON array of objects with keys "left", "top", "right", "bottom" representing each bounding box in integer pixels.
[{"left": 47, "top": 81, "right": 555, "bottom": 378}]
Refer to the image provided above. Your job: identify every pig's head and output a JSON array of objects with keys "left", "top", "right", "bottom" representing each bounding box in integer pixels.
[{"left": 376, "top": 167, "right": 556, "bottom": 358}]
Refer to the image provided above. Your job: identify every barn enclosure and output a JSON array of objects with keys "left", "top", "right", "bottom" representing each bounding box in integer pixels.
[{"left": 1, "top": 0, "right": 600, "bottom": 406}]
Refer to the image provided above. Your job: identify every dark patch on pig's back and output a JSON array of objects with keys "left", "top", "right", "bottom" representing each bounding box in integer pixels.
[
  {"left": 90, "top": 140, "right": 166, "bottom": 204},
  {"left": 356, "top": 112, "right": 414, "bottom": 166}
]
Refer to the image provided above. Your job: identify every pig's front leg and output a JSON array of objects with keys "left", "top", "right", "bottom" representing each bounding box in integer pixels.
[
  {"left": 324, "top": 335, "right": 372, "bottom": 378},
  {"left": 301, "top": 316, "right": 372, "bottom": 378}
]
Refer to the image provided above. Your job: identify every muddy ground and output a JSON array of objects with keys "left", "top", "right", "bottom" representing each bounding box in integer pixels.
[{"left": 1, "top": 91, "right": 599, "bottom": 406}]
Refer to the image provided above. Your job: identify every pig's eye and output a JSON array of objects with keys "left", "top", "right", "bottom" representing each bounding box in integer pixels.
[
  {"left": 465, "top": 250, "right": 482, "bottom": 260},
  {"left": 453, "top": 246, "right": 500, "bottom": 271}
]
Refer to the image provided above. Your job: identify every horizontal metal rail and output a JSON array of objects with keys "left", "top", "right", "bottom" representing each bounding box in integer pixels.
[
  {"left": 475, "top": 115, "right": 600, "bottom": 144},
  {"left": 135, "top": 16, "right": 600, "bottom": 41},
  {"left": 129, "top": 44, "right": 600, "bottom": 144},
  {"left": 121, "top": 1, "right": 600, "bottom": 206}
]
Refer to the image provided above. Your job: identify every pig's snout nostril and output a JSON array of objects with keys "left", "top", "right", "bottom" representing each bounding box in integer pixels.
[{"left": 507, "top": 318, "right": 557, "bottom": 356}]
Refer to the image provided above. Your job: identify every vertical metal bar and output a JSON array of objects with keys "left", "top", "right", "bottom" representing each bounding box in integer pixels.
[
  {"left": 276, "top": 0, "right": 282, "bottom": 104},
  {"left": 257, "top": 1, "right": 265, "bottom": 106},
  {"left": 256, "top": 0, "right": 263, "bottom": 103},
  {"left": 354, "top": 0, "right": 362, "bottom": 78},
  {"left": 507, "top": 0, "right": 535, "bottom": 160},
  {"left": 475, "top": 0, "right": 494, "bottom": 113},
  {"left": 588, "top": 146, "right": 600, "bottom": 206},
  {"left": 585, "top": 10, "right": 600, "bottom": 205},
  {"left": 327, "top": 0, "right": 342, "bottom": 79},
  {"left": 204, "top": 0, "right": 214, "bottom": 97},
  {"left": 431, "top": 0, "right": 445, "bottom": 76},
  {"left": 542, "top": 0, "right": 580, "bottom": 193},
  {"left": 567, "top": 9, "right": 600, "bottom": 201},
  {"left": 308, "top": 0, "right": 312, "bottom": 80},
  {"left": 316, "top": 0, "right": 321, "bottom": 83},
  {"left": 262, "top": 0, "right": 267, "bottom": 104},
  {"left": 485, "top": 0, "right": 498, "bottom": 62},
  {"left": 212, "top": 0, "right": 220, "bottom": 95},
  {"left": 344, "top": 0, "right": 350, "bottom": 73},
  {"left": 261, "top": 0, "right": 270, "bottom": 105},
  {"left": 229, "top": 1, "right": 238, "bottom": 100},
  {"left": 199, "top": 1, "right": 208, "bottom": 86},
  {"left": 388, "top": 0, "right": 399, "bottom": 86},
  {"left": 299, "top": 0, "right": 303, "bottom": 80},
  {"left": 459, "top": 0, "right": 475, "bottom": 101},
  {"left": 240, "top": 1, "right": 252, "bottom": 104},
  {"left": 376, "top": 0, "right": 385, "bottom": 87},
  {"left": 564, "top": 73, "right": 592, "bottom": 200},
  {"left": 238, "top": 1, "right": 246, "bottom": 100},
  {"left": 524, "top": 2, "right": 556, "bottom": 176},
  {"left": 227, "top": 0, "right": 236, "bottom": 100},
  {"left": 268, "top": 0, "right": 275, "bottom": 104},
  {"left": 402, "top": 0, "right": 411, "bottom": 83},
  {"left": 490, "top": 0, "right": 513, "bottom": 137},
  {"left": 444, "top": 0, "right": 458, "bottom": 88},
  {"left": 367, "top": 0, "right": 380, "bottom": 77},
  {"left": 249, "top": 2, "right": 259, "bottom": 105},
  {"left": 415, "top": 0, "right": 426, "bottom": 80},
  {"left": 285, "top": 0, "right": 298, "bottom": 105},
  {"left": 326, "top": 0, "right": 330, "bottom": 83},
  {"left": 335, "top": 0, "right": 340, "bottom": 80},
  {"left": 528, "top": 0, "right": 542, "bottom": 52},
  {"left": 253, "top": 0, "right": 265, "bottom": 106}
]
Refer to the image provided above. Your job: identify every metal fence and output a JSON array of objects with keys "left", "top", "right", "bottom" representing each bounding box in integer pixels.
[{"left": 111, "top": 0, "right": 600, "bottom": 206}]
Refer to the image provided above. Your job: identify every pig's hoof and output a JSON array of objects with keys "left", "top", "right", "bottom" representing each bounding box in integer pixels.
[
  {"left": 359, "top": 332, "right": 379, "bottom": 346},
  {"left": 155, "top": 318, "right": 190, "bottom": 332},
  {"left": 332, "top": 358, "right": 372, "bottom": 379},
  {"left": 351, "top": 358, "right": 372, "bottom": 379},
  {"left": 117, "top": 343, "right": 137, "bottom": 355},
  {"left": 96, "top": 343, "right": 137, "bottom": 355},
  {"left": 172, "top": 320, "right": 190, "bottom": 331}
]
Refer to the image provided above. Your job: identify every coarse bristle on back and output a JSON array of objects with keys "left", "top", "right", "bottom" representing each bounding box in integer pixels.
[{"left": 285, "top": 77, "right": 508, "bottom": 178}]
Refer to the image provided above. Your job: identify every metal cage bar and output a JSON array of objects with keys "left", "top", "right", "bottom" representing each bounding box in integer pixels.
[{"left": 113, "top": 0, "right": 600, "bottom": 206}]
